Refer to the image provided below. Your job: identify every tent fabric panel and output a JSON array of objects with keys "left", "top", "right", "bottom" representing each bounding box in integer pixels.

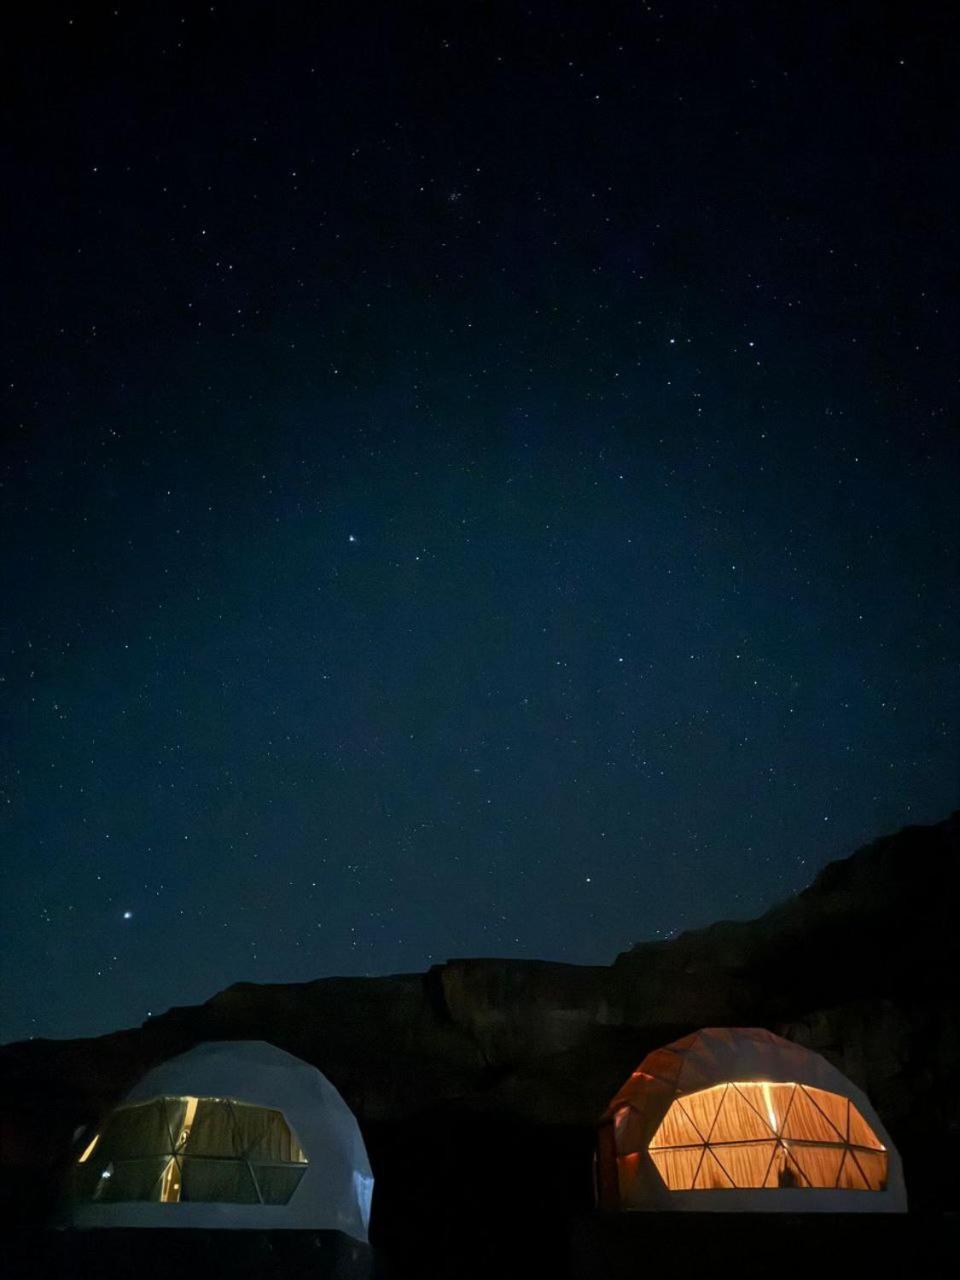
[
  {"left": 692, "top": 1149, "right": 734, "bottom": 1189},
  {"left": 679, "top": 1086, "right": 724, "bottom": 1141},
  {"left": 848, "top": 1103, "right": 885, "bottom": 1151},
  {"left": 850, "top": 1149, "right": 888, "bottom": 1191},
  {"left": 613, "top": 1105, "right": 642, "bottom": 1154},
  {"left": 781, "top": 1088, "right": 846, "bottom": 1143},
  {"left": 73, "top": 1137, "right": 117, "bottom": 1188},
  {"left": 669, "top": 1033, "right": 700, "bottom": 1053},
  {"left": 185, "top": 1100, "right": 242, "bottom": 1157},
  {"left": 648, "top": 1147, "right": 702, "bottom": 1191},
  {"left": 612, "top": 1106, "right": 632, "bottom": 1140},
  {"left": 159, "top": 1155, "right": 181, "bottom": 1202},
  {"left": 780, "top": 1148, "right": 812, "bottom": 1188},
  {"left": 253, "top": 1165, "right": 308, "bottom": 1205},
  {"left": 643, "top": 1047, "right": 688, "bottom": 1088},
  {"left": 613, "top": 1101, "right": 662, "bottom": 1156},
  {"left": 96, "top": 1158, "right": 170, "bottom": 1202},
  {"left": 762, "top": 1147, "right": 781, "bottom": 1187},
  {"left": 714, "top": 1086, "right": 777, "bottom": 1142},
  {"left": 164, "top": 1098, "right": 191, "bottom": 1152},
  {"left": 738, "top": 1081, "right": 799, "bottom": 1134},
  {"left": 799, "top": 1086, "right": 848, "bottom": 1142},
  {"left": 73, "top": 1160, "right": 110, "bottom": 1201},
  {"left": 788, "top": 1144, "right": 845, "bottom": 1188},
  {"left": 604, "top": 1052, "right": 681, "bottom": 1119},
  {"left": 233, "top": 1104, "right": 306, "bottom": 1162},
  {"left": 97, "top": 1101, "right": 174, "bottom": 1160},
  {"left": 179, "top": 1157, "right": 260, "bottom": 1204},
  {"left": 231, "top": 1103, "right": 286, "bottom": 1161},
  {"left": 616, "top": 1152, "right": 642, "bottom": 1200},
  {"left": 650, "top": 1101, "right": 706, "bottom": 1149},
  {"left": 836, "top": 1151, "right": 870, "bottom": 1190},
  {"left": 709, "top": 1141, "right": 778, "bottom": 1188}
]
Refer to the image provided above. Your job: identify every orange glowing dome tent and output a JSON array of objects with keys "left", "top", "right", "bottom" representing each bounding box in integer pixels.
[{"left": 597, "top": 1028, "right": 906, "bottom": 1213}]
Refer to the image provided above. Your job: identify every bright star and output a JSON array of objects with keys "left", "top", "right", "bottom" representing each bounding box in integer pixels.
[{"left": 122, "top": 910, "right": 133, "bottom": 920}]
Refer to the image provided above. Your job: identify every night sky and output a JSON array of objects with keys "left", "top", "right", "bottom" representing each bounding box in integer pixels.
[{"left": 2, "top": 2, "right": 957, "bottom": 1043}]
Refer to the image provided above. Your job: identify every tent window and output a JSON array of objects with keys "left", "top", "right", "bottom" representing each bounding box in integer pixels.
[
  {"left": 180, "top": 1156, "right": 260, "bottom": 1204},
  {"left": 72, "top": 1097, "right": 309, "bottom": 1206},
  {"left": 253, "top": 1165, "right": 309, "bottom": 1205},
  {"left": 92, "top": 1158, "right": 170, "bottom": 1203},
  {"left": 633, "top": 1082, "right": 887, "bottom": 1193}
]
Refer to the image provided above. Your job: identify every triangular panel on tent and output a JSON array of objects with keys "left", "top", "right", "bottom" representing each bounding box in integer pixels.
[
  {"left": 598, "top": 1027, "right": 907, "bottom": 1213},
  {"left": 837, "top": 1151, "right": 870, "bottom": 1190},
  {"left": 851, "top": 1150, "right": 888, "bottom": 1191},
  {"left": 651, "top": 1102, "right": 707, "bottom": 1149},
  {"left": 714, "top": 1086, "right": 776, "bottom": 1143},
  {"left": 781, "top": 1088, "right": 845, "bottom": 1143},
  {"left": 789, "top": 1144, "right": 845, "bottom": 1188},
  {"left": 692, "top": 1150, "right": 735, "bottom": 1190},
  {"left": 848, "top": 1104, "right": 886, "bottom": 1151},
  {"left": 711, "top": 1141, "right": 778, "bottom": 1188},
  {"left": 648, "top": 1147, "right": 702, "bottom": 1191},
  {"left": 680, "top": 1086, "right": 724, "bottom": 1142}
]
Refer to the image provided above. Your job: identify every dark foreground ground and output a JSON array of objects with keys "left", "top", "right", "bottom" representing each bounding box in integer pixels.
[{"left": 4, "top": 1215, "right": 955, "bottom": 1280}]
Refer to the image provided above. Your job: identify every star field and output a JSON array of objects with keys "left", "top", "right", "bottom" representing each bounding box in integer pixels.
[{"left": 1, "top": 2, "right": 957, "bottom": 1041}]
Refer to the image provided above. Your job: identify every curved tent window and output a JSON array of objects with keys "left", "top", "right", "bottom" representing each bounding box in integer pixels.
[
  {"left": 625, "top": 1081, "right": 887, "bottom": 1194},
  {"left": 73, "top": 1097, "right": 309, "bottom": 1206}
]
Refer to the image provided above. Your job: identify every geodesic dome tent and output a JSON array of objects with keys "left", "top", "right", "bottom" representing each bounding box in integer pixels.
[
  {"left": 597, "top": 1028, "right": 906, "bottom": 1213},
  {"left": 64, "top": 1040, "right": 374, "bottom": 1240}
]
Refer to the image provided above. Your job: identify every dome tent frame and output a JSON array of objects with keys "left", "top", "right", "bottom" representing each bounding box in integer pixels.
[
  {"left": 597, "top": 1028, "right": 906, "bottom": 1213},
  {"left": 64, "top": 1040, "right": 374, "bottom": 1241}
]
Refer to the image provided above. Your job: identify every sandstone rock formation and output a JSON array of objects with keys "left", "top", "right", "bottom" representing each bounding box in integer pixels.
[{"left": 1, "top": 812, "right": 956, "bottom": 1246}]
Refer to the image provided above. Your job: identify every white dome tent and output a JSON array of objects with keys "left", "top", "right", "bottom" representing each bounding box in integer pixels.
[
  {"left": 597, "top": 1027, "right": 906, "bottom": 1213},
  {"left": 65, "top": 1040, "right": 374, "bottom": 1241}
]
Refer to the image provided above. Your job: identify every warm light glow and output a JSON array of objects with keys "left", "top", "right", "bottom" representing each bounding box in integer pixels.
[
  {"left": 159, "top": 1157, "right": 180, "bottom": 1203},
  {"left": 73, "top": 1095, "right": 309, "bottom": 1206},
  {"left": 760, "top": 1081, "right": 777, "bottom": 1132},
  {"left": 78, "top": 1134, "right": 100, "bottom": 1164},
  {"left": 176, "top": 1095, "right": 199, "bottom": 1150},
  {"left": 636, "top": 1081, "right": 887, "bottom": 1192}
]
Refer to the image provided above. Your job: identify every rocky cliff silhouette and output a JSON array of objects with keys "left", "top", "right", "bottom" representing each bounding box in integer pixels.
[{"left": 2, "top": 813, "right": 957, "bottom": 1254}]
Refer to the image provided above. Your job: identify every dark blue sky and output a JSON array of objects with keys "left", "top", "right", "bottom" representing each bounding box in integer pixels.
[{"left": 2, "top": 1, "right": 957, "bottom": 1041}]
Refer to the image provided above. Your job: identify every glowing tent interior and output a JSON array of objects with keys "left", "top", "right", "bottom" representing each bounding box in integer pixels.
[
  {"left": 596, "top": 1028, "right": 906, "bottom": 1213},
  {"left": 64, "top": 1040, "right": 374, "bottom": 1240}
]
